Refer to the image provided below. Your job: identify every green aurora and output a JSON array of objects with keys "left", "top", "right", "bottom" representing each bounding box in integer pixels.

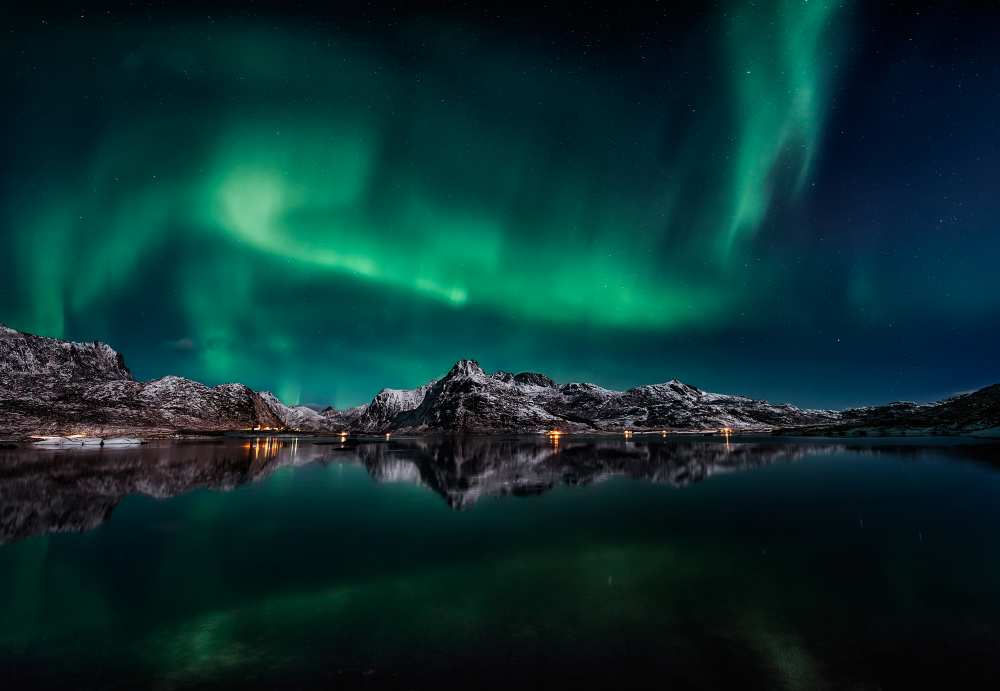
[{"left": 3, "top": 1, "right": 998, "bottom": 408}]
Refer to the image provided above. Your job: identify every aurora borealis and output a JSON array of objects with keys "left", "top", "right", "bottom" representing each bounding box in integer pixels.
[{"left": 3, "top": 2, "right": 999, "bottom": 409}]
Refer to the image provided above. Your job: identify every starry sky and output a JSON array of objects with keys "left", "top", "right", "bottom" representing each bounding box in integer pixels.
[{"left": 2, "top": 1, "right": 999, "bottom": 409}]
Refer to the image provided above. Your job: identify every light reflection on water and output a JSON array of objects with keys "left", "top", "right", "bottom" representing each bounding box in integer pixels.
[{"left": 1, "top": 436, "right": 999, "bottom": 689}]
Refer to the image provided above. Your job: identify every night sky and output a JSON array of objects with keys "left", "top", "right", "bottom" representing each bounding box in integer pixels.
[{"left": 2, "top": 2, "right": 999, "bottom": 410}]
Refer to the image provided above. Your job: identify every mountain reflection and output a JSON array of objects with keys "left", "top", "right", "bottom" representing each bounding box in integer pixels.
[{"left": 1, "top": 436, "right": 996, "bottom": 543}]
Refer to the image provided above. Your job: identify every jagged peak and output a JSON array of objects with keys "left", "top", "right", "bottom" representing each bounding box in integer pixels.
[{"left": 446, "top": 359, "right": 485, "bottom": 379}]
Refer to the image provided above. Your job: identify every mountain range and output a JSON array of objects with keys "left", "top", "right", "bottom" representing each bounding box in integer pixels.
[{"left": 2, "top": 325, "right": 998, "bottom": 439}]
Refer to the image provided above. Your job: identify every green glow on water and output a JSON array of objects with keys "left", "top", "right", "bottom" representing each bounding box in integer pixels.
[{"left": 1, "top": 440, "right": 999, "bottom": 688}]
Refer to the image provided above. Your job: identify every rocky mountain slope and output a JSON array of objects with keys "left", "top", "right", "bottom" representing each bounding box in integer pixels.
[
  {"left": 0, "top": 325, "right": 281, "bottom": 438},
  {"left": 3, "top": 325, "right": 998, "bottom": 438},
  {"left": 307, "top": 360, "right": 999, "bottom": 436},
  {"left": 352, "top": 382, "right": 435, "bottom": 432},
  {"left": 381, "top": 359, "right": 839, "bottom": 434},
  {"left": 776, "top": 384, "right": 1000, "bottom": 437},
  {"left": 258, "top": 392, "right": 333, "bottom": 432}
]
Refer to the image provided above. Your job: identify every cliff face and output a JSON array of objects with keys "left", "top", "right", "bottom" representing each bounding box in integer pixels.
[
  {"left": 0, "top": 326, "right": 282, "bottom": 438},
  {"left": 0, "top": 324, "right": 132, "bottom": 381}
]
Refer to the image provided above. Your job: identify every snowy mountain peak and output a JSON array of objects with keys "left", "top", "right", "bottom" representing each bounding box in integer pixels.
[
  {"left": 353, "top": 382, "right": 435, "bottom": 432},
  {"left": 4, "top": 325, "right": 997, "bottom": 438},
  {"left": 665, "top": 378, "right": 697, "bottom": 390},
  {"left": 446, "top": 359, "right": 486, "bottom": 380},
  {"left": 0, "top": 326, "right": 281, "bottom": 436}
]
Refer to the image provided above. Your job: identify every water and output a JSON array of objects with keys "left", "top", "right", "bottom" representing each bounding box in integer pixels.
[{"left": 1, "top": 435, "right": 999, "bottom": 689}]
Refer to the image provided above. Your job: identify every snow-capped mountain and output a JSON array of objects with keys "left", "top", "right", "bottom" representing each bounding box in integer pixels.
[
  {"left": 0, "top": 323, "right": 131, "bottom": 380},
  {"left": 3, "top": 325, "right": 998, "bottom": 438},
  {"left": 352, "top": 381, "right": 436, "bottom": 432},
  {"left": 258, "top": 392, "right": 340, "bottom": 432},
  {"left": 344, "top": 359, "right": 998, "bottom": 436},
  {"left": 385, "top": 359, "right": 839, "bottom": 433},
  {"left": 1, "top": 325, "right": 281, "bottom": 437},
  {"left": 323, "top": 404, "right": 368, "bottom": 429},
  {"left": 389, "top": 360, "right": 565, "bottom": 433}
]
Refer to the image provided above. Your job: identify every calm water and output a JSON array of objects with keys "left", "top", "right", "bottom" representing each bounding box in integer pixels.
[{"left": 1, "top": 435, "right": 999, "bottom": 689}]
